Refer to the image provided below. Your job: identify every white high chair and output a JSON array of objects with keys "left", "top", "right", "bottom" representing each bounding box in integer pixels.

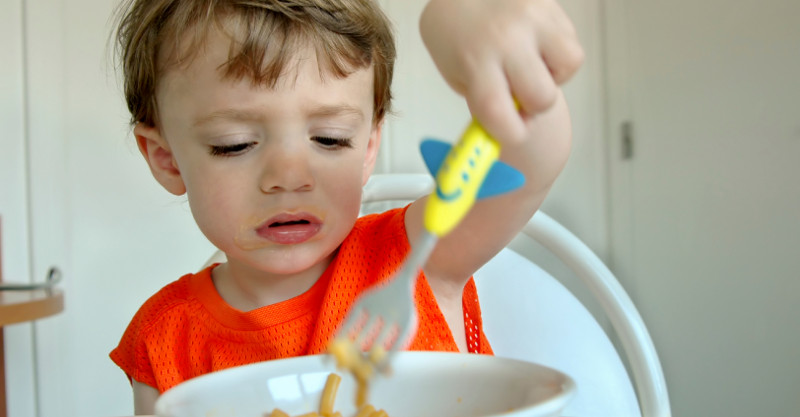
[{"left": 204, "top": 173, "right": 671, "bottom": 417}]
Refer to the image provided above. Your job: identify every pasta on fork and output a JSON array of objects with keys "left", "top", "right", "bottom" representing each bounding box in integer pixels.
[{"left": 328, "top": 337, "right": 388, "bottom": 407}]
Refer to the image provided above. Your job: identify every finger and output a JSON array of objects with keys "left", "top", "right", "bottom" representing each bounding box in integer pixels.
[
  {"left": 463, "top": 64, "right": 526, "bottom": 144},
  {"left": 536, "top": 2, "right": 585, "bottom": 85},
  {"left": 504, "top": 45, "right": 559, "bottom": 116},
  {"left": 541, "top": 32, "right": 584, "bottom": 85}
]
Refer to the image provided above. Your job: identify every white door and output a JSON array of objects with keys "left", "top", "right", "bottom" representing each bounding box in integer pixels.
[{"left": 605, "top": 0, "right": 800, "bottom": 415}]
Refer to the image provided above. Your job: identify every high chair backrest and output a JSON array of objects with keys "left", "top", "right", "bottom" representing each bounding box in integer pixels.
[{"left": 203, "top": 173, "right": 671, "bottom": 417}]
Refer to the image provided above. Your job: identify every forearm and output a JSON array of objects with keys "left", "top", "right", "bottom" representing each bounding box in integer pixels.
[
  {"left": 498, "top": 89, "right": 573, "bottom": 208},
  {"left": 409, "top": 90, "right": 572, "bottom": 283}
]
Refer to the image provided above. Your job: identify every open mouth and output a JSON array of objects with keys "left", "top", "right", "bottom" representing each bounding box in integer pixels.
[
  {"left": 256, "top": 212, "right": 322, "bottom": 245},
  {"left": 269, "top": 219, "right": 310, "bottom": 227}
]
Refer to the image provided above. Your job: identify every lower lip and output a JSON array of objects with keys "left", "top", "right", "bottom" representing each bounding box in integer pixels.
[{"left": 256, "top": 223, "right": 322, "bottom": 245}]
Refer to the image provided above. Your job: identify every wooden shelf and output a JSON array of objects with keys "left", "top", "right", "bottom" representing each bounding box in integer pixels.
[
  {"left": 0, "top": 220, "right": 66, "bottom": 417},
  {"left": 0, "top": 288, "right": 64, "bottom": 417},
  {"left": 0, "top": 288, "right": 64, "bottom": 327}
]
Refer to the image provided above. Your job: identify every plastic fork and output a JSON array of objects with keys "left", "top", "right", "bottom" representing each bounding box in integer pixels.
[
  {"left": 333, "top": 117, "right": 524, "bottom": 368},
  {"left": 335, "top": 229, "right": 437, "bottom": 365}
]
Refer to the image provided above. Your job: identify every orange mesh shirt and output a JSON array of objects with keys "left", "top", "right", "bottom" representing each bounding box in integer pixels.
[{"left": 110, "top": 207, "right": 492, "bottom": 393}]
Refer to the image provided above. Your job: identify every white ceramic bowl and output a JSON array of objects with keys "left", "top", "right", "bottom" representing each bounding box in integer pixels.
[{"left": 155, "top": 352, "right": 574, "bottom": 417}]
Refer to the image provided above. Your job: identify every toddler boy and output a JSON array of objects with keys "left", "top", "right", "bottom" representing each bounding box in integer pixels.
[{"left": 109, "top": 0, "right": 580, "bottom": 414}]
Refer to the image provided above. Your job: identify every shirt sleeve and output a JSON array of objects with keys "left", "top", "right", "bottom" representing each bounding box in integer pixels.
[
  {"left": 109, "top": 274, "right": 194, "bottom": 390},
  {"left": 109, "top": 303, "right": 160, "bottom": 389}
]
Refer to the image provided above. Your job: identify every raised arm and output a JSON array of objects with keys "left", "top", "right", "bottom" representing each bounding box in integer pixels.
[{"left": 407, "top": 0, "right": 583, "bottom": 285}]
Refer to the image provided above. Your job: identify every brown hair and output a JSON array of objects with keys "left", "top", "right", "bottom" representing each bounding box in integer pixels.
[{"left": 114, "top": 0, "right": 395, "bottom": 127}]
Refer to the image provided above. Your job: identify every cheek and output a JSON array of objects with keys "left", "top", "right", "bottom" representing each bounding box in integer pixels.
[
  {"left": 183, "top": 169, "right": 244, "bottom": 246},
  {"left": 318, "top": 162, "right": 365, "bottom": 214}
]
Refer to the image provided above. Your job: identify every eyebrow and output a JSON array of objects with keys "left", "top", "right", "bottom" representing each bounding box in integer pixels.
[
  {"left": 193, "top": 108, "right": 264, "bottom": 127},
  {"left": 307, "top": 104, "right": 365, "bottom": 121},
  {"left": 192, "top": 104, "right": 365, "bottom": 127}
]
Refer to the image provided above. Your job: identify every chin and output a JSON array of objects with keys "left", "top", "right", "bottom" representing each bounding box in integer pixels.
[{"left": 244, "top": 246, "right": 336, "bottom": 277}]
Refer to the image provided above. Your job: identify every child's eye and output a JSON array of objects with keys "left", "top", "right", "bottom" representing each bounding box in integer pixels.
[
  {"left": 313, "top": 136, "right": 353, "bottom": 149},
  {"left": 209, "top": 142, "right": 255, "bottom": 157}
]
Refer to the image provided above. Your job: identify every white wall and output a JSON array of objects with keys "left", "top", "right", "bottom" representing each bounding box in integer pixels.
[{"left": 1, "top": 1, "right": 37, "bottom": 415}]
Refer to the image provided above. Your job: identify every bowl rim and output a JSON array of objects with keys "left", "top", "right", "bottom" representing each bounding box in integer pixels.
[{"left": 155, "top": 351, "right": 576, "bottom": 417}]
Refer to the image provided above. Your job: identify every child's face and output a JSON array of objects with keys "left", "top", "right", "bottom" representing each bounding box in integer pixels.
[{"left": 138, "top": 27, "right": 382, "bottom": 277}]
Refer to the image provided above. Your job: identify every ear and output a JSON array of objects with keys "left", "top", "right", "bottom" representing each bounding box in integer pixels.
[
  {"left": 362, "top": 120, "right": 383, "bottom": 186},
  {"left": 134, "top": 123, "right": 187, "bottom": 195}
]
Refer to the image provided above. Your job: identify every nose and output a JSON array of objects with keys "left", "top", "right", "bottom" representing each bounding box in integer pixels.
[{"left": 258, "top": 141, "right": 315, "bottom": 194}]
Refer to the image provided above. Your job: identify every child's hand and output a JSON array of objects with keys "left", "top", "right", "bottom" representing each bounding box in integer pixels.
[{"left": 419, "top": 0, "right": 584, "bottom": 145}]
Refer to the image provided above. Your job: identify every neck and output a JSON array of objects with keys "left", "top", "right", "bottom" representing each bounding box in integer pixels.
[{"left": 211, "top": 255, "right": 332, "bottom": 312}]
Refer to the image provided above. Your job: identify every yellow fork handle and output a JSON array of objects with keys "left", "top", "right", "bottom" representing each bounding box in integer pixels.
[{"left": 424, "top": 120, "right": 500, "bottom": 237}]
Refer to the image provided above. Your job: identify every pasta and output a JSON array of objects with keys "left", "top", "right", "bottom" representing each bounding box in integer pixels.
[
  {"left": 266, "top": 338, "right": 391, "bottom": 417},
  {"left": 327, "top": 338, "right": 387, "bottom": 407},
  {"left": 353, "top": 404, "right": 375, "bottom": 417},
  {"left": 266, "top": 372, "right": 389, "bottom": 417},
  {"left": 319, "top": 374, "right": 342, "bottom": 416}
]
